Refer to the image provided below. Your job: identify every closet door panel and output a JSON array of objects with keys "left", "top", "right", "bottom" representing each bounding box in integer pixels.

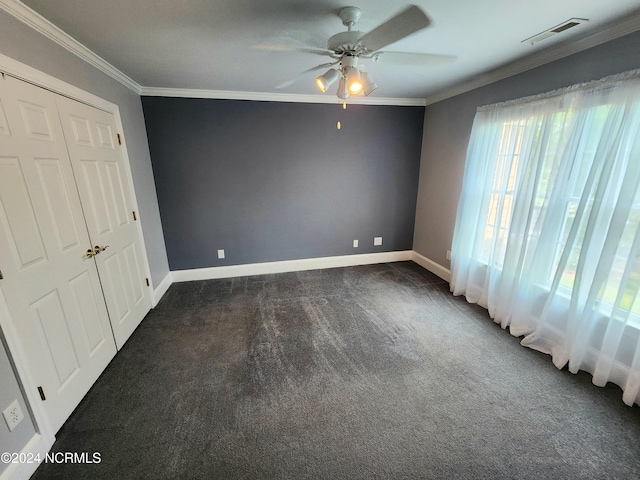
[
  {"left": 0, "top": 76, "right": 117, "bottom": 432},
  {"left": 0, "top": 157, "right": 47, "bottom": 268},
  {"left": 35, "top": 158, "right": 82, "bottom": 252},
  {"left": 56, "top": 97, "right": 151, "bottom": 349}
]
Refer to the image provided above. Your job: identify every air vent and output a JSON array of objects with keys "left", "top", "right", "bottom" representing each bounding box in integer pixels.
[
  {"left": 522, "top": 18, "right": 588, "bottom": 45},
  {"left": 551, "top": 21, "right": 581, "bottom": 33}
]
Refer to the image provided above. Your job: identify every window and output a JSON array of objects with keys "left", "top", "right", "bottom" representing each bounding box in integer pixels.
[
  {"left": 451, "top": 71, "right": 640, "bottom": 406},
  {"left": 481, "top": 120, "right": 524, "bottom": 263},
  {"left": 478, "top": 103, "right": 640, "bottom": 319}
]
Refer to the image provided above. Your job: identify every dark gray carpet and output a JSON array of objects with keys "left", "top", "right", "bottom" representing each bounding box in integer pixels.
[{"left": 32, "top": 262, "right": 640, "bottom": 479}]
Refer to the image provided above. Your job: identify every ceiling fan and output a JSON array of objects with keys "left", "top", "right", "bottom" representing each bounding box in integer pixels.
[{"left": 276, "top": 4, "right": 455, "bottom": 99}]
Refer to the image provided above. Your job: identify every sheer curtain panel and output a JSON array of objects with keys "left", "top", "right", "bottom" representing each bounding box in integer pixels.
[{"left": 451, "top": 70, "right": 640, "bottom": 406}]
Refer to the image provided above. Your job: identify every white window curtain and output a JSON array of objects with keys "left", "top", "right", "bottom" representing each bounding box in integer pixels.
[{"left": 451, "top": 70, "right": 640, "bottom": 406}]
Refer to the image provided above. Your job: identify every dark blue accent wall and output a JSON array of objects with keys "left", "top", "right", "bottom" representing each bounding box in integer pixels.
[{"left": 142, "top": 98, "right": 424, "bottom": 270}]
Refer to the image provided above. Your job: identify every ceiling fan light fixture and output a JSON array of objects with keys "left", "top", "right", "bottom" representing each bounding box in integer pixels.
[
  {"left": 281, "top": 6, "right": 442, "bottom": 100},
  {"left": 315, "top": 68, "right": 339, "bottom": 93},
  {"left": 344, "top": 66, "right": 363, "bottom": 94},
  {"left": 360, "top": 70, "right": 378, "bottom": 96},
  {"left": 337, "top": 75, "right": 350, "bottom": 99}
]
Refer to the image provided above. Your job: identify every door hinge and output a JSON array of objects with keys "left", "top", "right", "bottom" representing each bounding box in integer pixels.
[
  {"left": 145, "top": 278, "right": 150, "bottom": 287},
  {"left": 117, "top": 133, "right": 122, "bottom": 145},
  {"left": 132, "top": 211, "right": 137, "bottom": 221},
  {"left": 38, "top": 386, "right": 46, "bottom": 401}
]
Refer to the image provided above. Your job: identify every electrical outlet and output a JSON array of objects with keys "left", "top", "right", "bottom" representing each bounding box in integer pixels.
[
  {"left": 217, "top": 249, "right": 225, "bottom": 259},
  {"left": 446, "top": 250, "right": 451, "bottom": 261},
  {"left": 374, "top": 237, "right": 383, "bottom": 246},
  {"left": 353, "top": 240, "right": 359, "bottom": 248},
  {"left": 3, "top": 400, "right": 24, "bottom": 432}
]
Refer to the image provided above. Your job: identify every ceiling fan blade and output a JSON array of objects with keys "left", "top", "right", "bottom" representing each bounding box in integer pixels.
[
  {"left": 371, "top": 51, "right": 456, "bottom": 66},
  {"left": 253, "top": 43, "right": 298, "bottom": 52},
  {"left": 276, "top": 61, "right": 339, "bottom": 89},
  {"left": 298, "top": 47, "right": 336, "bottom": 56},
  {"left": 359, "top": 5, "right": 431, "bottom": 53},
  {"left": 253, "top": 40, "right": 334, "bottom": 56}
]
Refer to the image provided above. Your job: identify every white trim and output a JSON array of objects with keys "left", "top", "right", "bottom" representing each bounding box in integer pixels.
[
  {"left": 140, "top": 87, "right": 427, "bottom": 106},
  {"left": 411, "top": 251, "right": 451, "bottom": 283},
  {"left": 0, "top": 53, "right": 114, "bottom": 112},
  {"left": 172, "top": 251, "right": 413, "bottom": 282},
  {"left": 0, "top": 0, "right": 142, "bottom": 94},
  {"left": 0, "top": 432, "right": 53, "bottom": 480},
  {"left": 151, "top": 272, "right": 173, "bottom": 307},
  {"left": 423, "top": 10, "right": 640, "bottom": 106}
]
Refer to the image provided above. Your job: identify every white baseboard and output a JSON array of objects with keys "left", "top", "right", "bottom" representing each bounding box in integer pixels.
[
  {"left": 411, "top": 251, "right": 451, "bottom": 283},
  {"left": 0, "top": 432, "right": 53, "bottom": 480},
  {"left": 172, "top": 251, "right": 413, "bottom": 282},
  {"left": 163, "top": 250, "right": 446, "bottom": 286},
  {"left": 151, "top": 271, "right": 173, "bottom": 307}
]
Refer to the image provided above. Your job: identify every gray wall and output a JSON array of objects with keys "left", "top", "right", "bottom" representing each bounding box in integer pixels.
[
  {"left": 0, "top": 331, "right": 36, "bottom": 475},
  {"left": 143, "top": 98, "right": 424, "bottom": 270},
  {"left": 413, "top": 30, "right": 640, "bottom": 269},
  {"left": 0, "top": 10, "right": 169, "bottom": 287}
]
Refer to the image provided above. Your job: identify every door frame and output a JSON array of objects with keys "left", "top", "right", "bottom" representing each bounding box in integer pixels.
[{"left": 0, "top": 52, "right": 153, "bottom": 479}]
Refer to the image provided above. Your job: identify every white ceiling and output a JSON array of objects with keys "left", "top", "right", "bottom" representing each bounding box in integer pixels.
[{"left": 17, "top": 0, "right": 640, "bottom": 102}]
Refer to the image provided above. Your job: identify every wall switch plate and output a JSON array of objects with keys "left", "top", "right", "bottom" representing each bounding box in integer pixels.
[
  {"left": 353, "top": 240, "right": 359, "bottom": 248},
  {"left": 446, "top": 250, "right": 451, "bottom": 261},
  {"left": 374, "top": 237, "right": 383, "bottom": 246},
  {"left": 217, "top": 249, "right": 225, "bottom": 259},
  {"left": 3, "top": 399, "right": 24, "bottom": 432}
]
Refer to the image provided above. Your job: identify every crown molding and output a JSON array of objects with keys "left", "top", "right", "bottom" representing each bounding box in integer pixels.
[
  {"left": 0, "top": 0, "right": 142, "bottom": 94},
  {"left": 5, "top": 0, "right": 638, "bottom": 107},
  {"left": 0, "top": 52, "right": 117, "bottom": 113},
  {"left": 140, "top": 87, "right": 427, "bottom": 106},
  {"left": 0, "top": 1, "right": 418, "bottom": 105},
  {"left": 423, "top": 10, "right": 640, "bottom": 106},
  {"left": 0, "top": 1, "right": 420, "bottom": 106}
]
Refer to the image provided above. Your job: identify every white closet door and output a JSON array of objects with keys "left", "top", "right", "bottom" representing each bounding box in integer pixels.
[
  {"left": 0, "top": 76, "right": 117, "bottom": 432},
  {"left": 56, "top": 96, "right": 151, "bottom": 349}
]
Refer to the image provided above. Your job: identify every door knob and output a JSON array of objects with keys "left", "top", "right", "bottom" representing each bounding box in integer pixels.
[
  {"left": 93, "top": 245, "right": 109, "bottom": 254},
  {"left": 83, "top": 248, "right": 97, "bottom": 259}
]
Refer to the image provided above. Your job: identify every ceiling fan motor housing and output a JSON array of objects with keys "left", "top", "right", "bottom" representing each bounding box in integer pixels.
[
  {"left": 327, "top": 31, "right": 367, "bottom": 55},
  {"left": 341, "top": 55, "right": 359, "bottom": 68}
]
